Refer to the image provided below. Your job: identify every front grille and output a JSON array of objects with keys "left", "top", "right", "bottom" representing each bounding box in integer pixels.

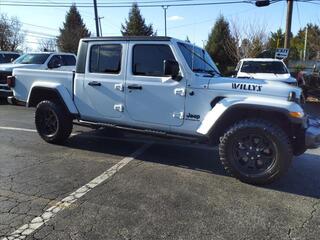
[
  {"left": 0, "top": 71, "right": 12, "bottom": 84},
  {"left": 0, "top": 85, "right": 10, "bottom": 91}
]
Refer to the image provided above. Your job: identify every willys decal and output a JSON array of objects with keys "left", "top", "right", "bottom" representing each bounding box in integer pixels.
[{"left": 232, "top": 83, "right": 262, "bottom": 92}]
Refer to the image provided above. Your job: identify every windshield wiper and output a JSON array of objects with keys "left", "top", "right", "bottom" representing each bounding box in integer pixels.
[{"left": 192, "top": 68, "right": 215, "bottom": 76}]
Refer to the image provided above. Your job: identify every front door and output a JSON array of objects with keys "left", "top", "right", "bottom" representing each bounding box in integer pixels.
[
  {"left": 125, "top": 43, "right": 186, "bottom": 127},
  {"left": 78, "top": 42, "right": 126, "bottom": 121}
]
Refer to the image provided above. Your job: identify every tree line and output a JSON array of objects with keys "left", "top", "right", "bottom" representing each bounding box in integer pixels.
[
  {"left": 206, "top": 15, "right": 320, "bottom": 74},
  {"left": 0, "top": 3, "right": 319, "bottom": 75}
]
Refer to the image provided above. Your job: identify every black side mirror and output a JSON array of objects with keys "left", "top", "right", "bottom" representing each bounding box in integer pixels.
[
  {"left": 163, "top": 60, "right": 180, "bottom": 80},
  {"left": 48, "top": 60, "right": 61, "bottom": 69}
]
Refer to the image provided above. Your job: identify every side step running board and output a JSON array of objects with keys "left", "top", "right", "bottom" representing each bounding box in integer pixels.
[{"left": 74, "top": 120, "right": 207, "bottom": 143}]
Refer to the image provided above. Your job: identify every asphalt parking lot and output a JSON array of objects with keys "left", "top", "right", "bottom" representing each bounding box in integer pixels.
[{"left": 0, "top": 103, "right": 320, "bottom": 240}]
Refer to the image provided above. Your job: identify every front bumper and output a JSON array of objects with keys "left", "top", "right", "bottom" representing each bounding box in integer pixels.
[{"left": 305, "top": 118, "right": 320, "bottom": 149}]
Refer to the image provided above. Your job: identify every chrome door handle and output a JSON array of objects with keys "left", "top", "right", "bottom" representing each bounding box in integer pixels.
[
  {"left": 127, "top": 84, "right": 142, "bottom": 90},
  {"left": 88, "top": 81, "right": 101, "bottom": 86}
]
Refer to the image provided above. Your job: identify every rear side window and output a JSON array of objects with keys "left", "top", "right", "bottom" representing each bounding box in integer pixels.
[
  {"left": 90, "top": 44, "right": 122, "bottom": 74},
  {"left": 61, "top": 55, "right": 76, "bottom": 66},
  {"left": 132, "top": 44, "right": 175, "bottom": 76}
]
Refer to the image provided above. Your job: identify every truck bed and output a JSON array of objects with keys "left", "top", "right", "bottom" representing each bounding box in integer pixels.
[{"left": 12, "top": 68, "right": 74, "bottom": 103}]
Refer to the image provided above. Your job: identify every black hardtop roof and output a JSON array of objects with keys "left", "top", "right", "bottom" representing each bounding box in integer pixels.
[{"left": 81, "top": 36, "right": 172, "bottom": 42}]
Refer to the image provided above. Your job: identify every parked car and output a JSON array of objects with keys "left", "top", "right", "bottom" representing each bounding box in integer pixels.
[
  {"left": 0, "top": 51, "right": 20, "bottom": 64},
  {"left": 8, "top": 36, "right": 320, "bottom": 185},
  {"left": 0, "top": 52, "right": 76, "bottom": 100},
  {"left": 235, "top": 58, "right": 298, "bottom": 86}
]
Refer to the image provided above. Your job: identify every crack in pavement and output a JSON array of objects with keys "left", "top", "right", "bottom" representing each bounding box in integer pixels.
[
  {"left": 287, "top": 200, "right": 320, "bottom": 240},
  {"left": 1, "top": 143, "right": 152, "bottom": 240}
]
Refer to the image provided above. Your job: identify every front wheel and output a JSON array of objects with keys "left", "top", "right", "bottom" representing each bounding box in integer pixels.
[
  {"left": 219, "top": 119, "right": 292, "bottom": 185},
  {"left": 35, "top": 100, "right": 73, "bottom": 144}
]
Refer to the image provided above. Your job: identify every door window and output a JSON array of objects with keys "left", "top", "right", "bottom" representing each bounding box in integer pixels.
[
  {"left": 48, "top": 55, "right": 62, "bottom": 68},
  {"left": 61, "top": 55, "right": 76, "bottom": 66},
  {"left": 4, "top": 54, "right": 20, "bottom": 62},
  {"left": 132, "top": 44, "right": 175, "bottom": 76},
  {"left": 90, "top": 44, "right": 122, "bottom": 74}
]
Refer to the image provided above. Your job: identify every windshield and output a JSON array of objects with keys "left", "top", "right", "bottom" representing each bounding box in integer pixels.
[
  {"left": 178, "top": 42, "right": 220, "bottom": 75},
  {"left": 240, "top": 61, "right": 288, "bottom": 74},
  {"left": 13, "top": 53, "right": 50, "bottom": 64}
]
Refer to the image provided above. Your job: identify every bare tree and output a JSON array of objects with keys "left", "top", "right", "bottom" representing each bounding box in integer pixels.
[
  {"left": 225, "top": 19, "right": 268, "bottom": 62},
  {"left": 0, "top": 14, "right": 24, "bottom": 51},
  {"left": 39, "top": 38, "right": 57, "bottom": 52}
]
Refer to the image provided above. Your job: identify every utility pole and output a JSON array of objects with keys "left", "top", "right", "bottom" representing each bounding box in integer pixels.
[
  {"left": 202, "top": 40, "right": 207, "bottom": 48},
  {"left": 303, "top": 26, "right": 308, "bottom": 61},
  {"left": 284, "top": 0, "right": 293, "bottom": 49},
  {"left": 162, "top": 5, "right": 168, "bottom": 36},
  {"left": 98, "top": 17, "right": 104, "bottom": 37},
  {"left": 93, "top": 0, "right": 100, "bottom": 37}
]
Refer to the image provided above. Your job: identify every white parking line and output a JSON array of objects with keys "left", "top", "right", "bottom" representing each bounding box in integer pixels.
[
  {"left": 1, "top": 143, "right": 152, "bottom": 240},
  {"left": 0, "top": 126, "right": 36, "bottom": 133}
]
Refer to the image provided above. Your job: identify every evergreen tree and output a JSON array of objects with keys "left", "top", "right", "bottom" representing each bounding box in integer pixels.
[
  {"left": 121, "top": 3, "right": 154, "bottom": 36},
  {"left": 185, "top": 36, "right": 191, "bottom": 43},
  {"left": 57, "top": 4, "right": 90, "bottom": 54},
  {"left": 205, "top": 15, "right": 236, "bottom": 74},
  {"left": 291, "top": 24, "right": 320, "bottom": 60},
  {"left": 267, "top": 28, "right": 285, "bottom": 49}
]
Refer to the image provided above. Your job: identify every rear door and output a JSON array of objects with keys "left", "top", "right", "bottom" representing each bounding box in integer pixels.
[
  {"left": 125, "top": 42, "right": 186, "bottom": 127},
  {"left": 76, "top": 42, "right": 127, "bottom": 121}
]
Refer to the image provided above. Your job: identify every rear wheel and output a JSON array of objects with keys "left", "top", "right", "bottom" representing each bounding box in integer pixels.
[
  {"left": 219, "top": 119, "right": 292, "bottom": 185},
  {"left": 35, "top": 100, "right": 73, "bottom": 144}
]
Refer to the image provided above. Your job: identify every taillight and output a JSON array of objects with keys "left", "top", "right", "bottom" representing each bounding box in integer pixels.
[{"left": 7, "top": 76, "right": 15, "bottom": 88}]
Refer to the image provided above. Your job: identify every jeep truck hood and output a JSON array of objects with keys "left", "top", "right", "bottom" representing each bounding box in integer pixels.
[
  {"left": 208, "top": 77, "right": 301, "bottom": 99},
  {"left": 237, "top": 72, "right": 297, "bottom": 83}
]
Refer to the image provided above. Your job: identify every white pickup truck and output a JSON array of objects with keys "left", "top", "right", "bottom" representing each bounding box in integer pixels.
[
  {"left": 8, "top": 36, "right": 320, "bottom": 184},
  {"left": 235, "top": 58, "right": 298, "bottom": 86},
  {"left": 0, "top": 52, "right": 76, "bottom": 99}
]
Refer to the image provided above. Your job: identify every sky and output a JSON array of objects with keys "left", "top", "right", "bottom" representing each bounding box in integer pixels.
[{"left": 0, "top": 0, "right": 319, "bottom": 51}]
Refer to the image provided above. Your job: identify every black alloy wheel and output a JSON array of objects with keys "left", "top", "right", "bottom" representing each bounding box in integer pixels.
[
  {"left": 219, "top": 119, "right": 293, "bottom": 185},
  {"left": 35, "top": 100, "right": 73, "bottom": 144},
  {"left": 232, "top": 133, "right": 276, "bottom": 176}
]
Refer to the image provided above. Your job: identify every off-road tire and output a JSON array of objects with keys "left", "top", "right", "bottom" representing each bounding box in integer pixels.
[
  {"left": 35, "top": 100, "right": 73, "bottom": 144},
  {"left": 219, "top": 119, "right": 292, "bottom": 185}
]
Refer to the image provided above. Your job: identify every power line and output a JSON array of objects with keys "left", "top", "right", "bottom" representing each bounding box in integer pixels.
[
  {"left": 1, "top": 0, "right": 250, "bottom": 4},
  {"left": 161, "top": 6, "right": 260, "bottom": 31},
  {"left": 0, "top": 1, "right": 278, "bottom": 8},
  {"left": 22, "top": 30, "right": 57, "bottom": 37},
  {"left": 21, "top": 22, "right": 59, "bottom": 31},
  {"left": 24, "top": 33, "right": 57, "bottom": 40},
  {"left": 2, "top": 0, "right": 318, "bottom": 7}
]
